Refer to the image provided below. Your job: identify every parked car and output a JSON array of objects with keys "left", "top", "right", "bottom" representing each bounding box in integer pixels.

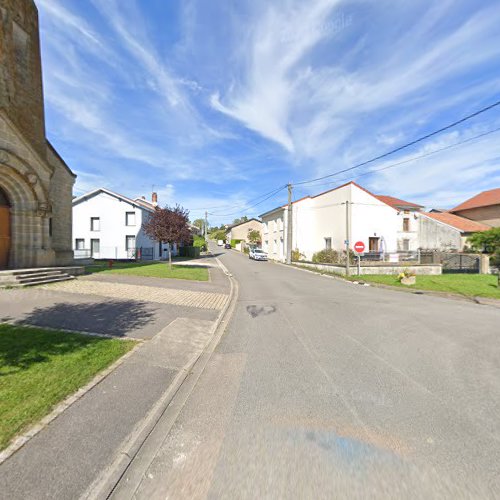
[
  {"left": 224, "top": 243, "right": 231, "bottom": 249},
  {"left": 217, "top": 240, "right": 224, "bottom": 246},
  {"left": 249, "top": 248, "right": 268, "bottom": 261}
]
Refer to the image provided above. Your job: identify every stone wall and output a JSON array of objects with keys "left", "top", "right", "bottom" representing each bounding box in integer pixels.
[
  {"left": 0, "top": 0, "right": 46, "bottom": 159},
  {"left": 0, "top": 0, "right": 76, "bottom": 269},
  {"left": 47, "top": 143, "right": 75, "bottom": 265},
  {"left": 295, "top": 261, "right": 443, "bottom": 276}
]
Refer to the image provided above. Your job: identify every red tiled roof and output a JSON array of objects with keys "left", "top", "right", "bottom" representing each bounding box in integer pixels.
[
  {"left": 450, "top": 188, "right": 500, "bottom": 212},
  {"left": 424, "top": 212, "right": 491, "bottom": 233},
  {"left": 374, "top": 195, "right": 423, "bottom": 209}
]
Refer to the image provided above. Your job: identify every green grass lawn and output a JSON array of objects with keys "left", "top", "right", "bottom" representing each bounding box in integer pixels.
[
  {"left": 350, "top": 273, "right": 500, "bottom": 299},
  {"left": 0, "top": 324, "right": 136, "bottom": 450},
  {"left": 85, "top": 260, "right": 209, "bottom": 281}
]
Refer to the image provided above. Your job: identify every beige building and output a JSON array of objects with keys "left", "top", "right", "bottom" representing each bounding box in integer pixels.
[
  {"left": 450, "top": 188, "right": 500, "bottom": 228},
  {"left": 0, "top": 0, "right": 75, "bottom": 269},
  {"left": 226, "top": 218, "right": 262, "bottom": 244}
]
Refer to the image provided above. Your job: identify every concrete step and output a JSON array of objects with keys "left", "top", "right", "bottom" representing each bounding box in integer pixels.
[
  {"left": 13, "top": 276, "right": 75, "bottom": 287},
  {"left": 16, "top": 273, "right": 72, "bottom": 284},
  {"left": 16, "top": 271, "right": 66, "bottom": 280}
]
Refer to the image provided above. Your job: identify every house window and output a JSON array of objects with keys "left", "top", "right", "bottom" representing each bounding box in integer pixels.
[
  {"left": 75, "top": 238, "right": 85, "bottom": 250},
  {"left": 49, "top": 217, "right": 53, "bottom": 237},
  {"left": 402, "top": 239, "right": 410, "bottom": 251},
  {"left": 324, "top": 237, "right": 332, "bottom": 250},
  {"left": 126, "top": 235, "right": 136, "bottom": 251},
  {"left": 126, "top": 212, "right": 136, "bottom": 226},
  {"left": 90, "top": 217, "right": 100, "bottom": 231},
  {"left": 90, "top": 239, "right": 100, "bottom": 257},
  {"left": 403, "top": 218, "right": 410, "bottom": 232}
]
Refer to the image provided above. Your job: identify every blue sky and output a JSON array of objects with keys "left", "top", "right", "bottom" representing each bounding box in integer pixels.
[{"left": 37, "top": 0, "right": 500, "bottom": 224}]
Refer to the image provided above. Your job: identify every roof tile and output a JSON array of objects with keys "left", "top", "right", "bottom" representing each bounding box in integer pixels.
[{"left": 450, "top": 188, "right": 500, "bottom": 212}]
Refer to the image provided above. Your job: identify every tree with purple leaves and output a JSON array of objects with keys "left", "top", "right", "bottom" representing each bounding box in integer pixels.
[{"left": 143, "top": 205, "right": 192, "bottom": 269}]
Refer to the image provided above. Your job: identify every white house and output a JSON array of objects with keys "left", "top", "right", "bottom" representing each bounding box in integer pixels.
[
  {"left": 72, "top": 188, "right": 172, "bottom": 260},
  {"left": 260, "top": 182, "right": 427, "bottom": 262},
  {"left": 260, "top": 181, "right": 492, "bottom": 262}
]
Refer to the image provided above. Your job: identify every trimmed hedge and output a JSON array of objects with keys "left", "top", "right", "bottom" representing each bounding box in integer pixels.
[
  {"left": 179, "top": 246, "right": 201, "bottom": 258},
  {"left": 231, "top": 239, "right": 243, "bottom": 248}
]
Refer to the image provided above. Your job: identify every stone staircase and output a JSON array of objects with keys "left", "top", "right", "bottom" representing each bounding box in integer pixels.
[{"left": 0, "top": 266, "right": 84, "bottom": 288}]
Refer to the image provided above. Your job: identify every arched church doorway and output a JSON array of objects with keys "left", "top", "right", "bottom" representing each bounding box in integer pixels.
[{"left": 0, "top": 187, "right": 11, "bottom": 269}]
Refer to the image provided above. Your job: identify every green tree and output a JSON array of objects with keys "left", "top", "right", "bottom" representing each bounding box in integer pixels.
[
  {"left": 192, "top": 218, "right": 205, "bottom": 231},
  {"left": 210, "top": 229, "right": 227, "bottom": 241},
  {"left": 468, "top": 227, "right": 500, "bottom": 266},
  {"left": 233, "top": 216, "right": 249, "bottom": 225},
  {"left": 247, "top": 229, "right": 261, "bottom": 245}
]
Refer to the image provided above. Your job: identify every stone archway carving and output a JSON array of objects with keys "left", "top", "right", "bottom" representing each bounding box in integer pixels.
[{"left": 0, "top": 149, "right": 54, "bottom": 268}]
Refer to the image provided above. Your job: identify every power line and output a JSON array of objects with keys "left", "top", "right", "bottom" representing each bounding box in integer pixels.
[
  {"left": 189, "top": 183, "right": 288, "bottom": 213},
  {"left": 295, "top": 124, "right": 500, "bottom": 192},
  {"left": 293, "top": 98, "right": 500, "bottom": 187},
  {"left": 208, "top": 184, "right": 288, "bottom": 217}
]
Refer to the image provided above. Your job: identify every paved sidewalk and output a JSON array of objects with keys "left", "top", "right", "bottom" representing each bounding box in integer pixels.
[
  {"left": 0, "top": 256, "right": 229, "bottom": 339},
  {"left": 0, "top": 256, "right": 232, "bottom": 499},
  {"left": 44, "top": 279, "right": 228, "bottom": 310}
]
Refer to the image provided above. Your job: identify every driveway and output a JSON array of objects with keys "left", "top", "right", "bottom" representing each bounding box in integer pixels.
[{"left": 117, "top": 245, "right": 500, "bottom": 498}]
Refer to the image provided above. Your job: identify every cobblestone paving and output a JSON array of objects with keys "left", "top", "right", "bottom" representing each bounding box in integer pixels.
[{"left": 43, "top": 280, "right": 228, "bottom": 310}]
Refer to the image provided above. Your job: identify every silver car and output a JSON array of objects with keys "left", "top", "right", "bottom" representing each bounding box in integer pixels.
[{"left": 249, "top": 248, "right": 268, "bottom": 261}]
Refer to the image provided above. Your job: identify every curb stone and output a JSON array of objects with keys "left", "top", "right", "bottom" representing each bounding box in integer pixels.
[
  {"left": 81, "top": 254, "right": 237, "bottom": 500},
  {"left": 0, "top": 335, "right": 142, "bottom": 465}
]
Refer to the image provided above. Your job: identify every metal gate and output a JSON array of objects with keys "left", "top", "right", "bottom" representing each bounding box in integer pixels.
[
  {"left": 137, "top": 247, "right": 154, "bottom": 260},
  {"left": 442, "top": 253, "right": 480, "bottom": 273}
]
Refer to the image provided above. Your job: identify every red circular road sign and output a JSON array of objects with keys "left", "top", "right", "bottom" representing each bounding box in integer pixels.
[{"left": 354, "top": 241, "right": 365, "bottom": 253}]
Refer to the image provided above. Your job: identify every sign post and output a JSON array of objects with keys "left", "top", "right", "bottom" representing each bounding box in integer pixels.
[{"left": 353, "top": 241, "right": 365, "bottom": 276}]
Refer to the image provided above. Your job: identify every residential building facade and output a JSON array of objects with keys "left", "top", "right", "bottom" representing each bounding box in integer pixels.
[
  {"left": 419, "top": 212, "right": 490, "bottom": 250},
  {"left": 73, "top": 189, "right": 170, "bottom": 260},
  {"left": 260, "top": 181, "right": 488, "bottom": 262},
  {"left": 226, "top": 218, "right": 262, "bottom": 243},
  {"left": 0, "top": 0, "right": 75, "bottom": 269}
]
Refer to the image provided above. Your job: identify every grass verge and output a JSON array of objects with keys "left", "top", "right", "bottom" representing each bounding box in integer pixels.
[
  {"left": 293, "top": 264, "right": 500, "bottom": 300},
  {"left": 0, "top": 324, "right": 136, "bottom": 450},
  {"left": 348, "top": 273, "right": 500, "bottom": 299},
  {"left": 85, "top": 261, "right": 209, "bottom": 281}
]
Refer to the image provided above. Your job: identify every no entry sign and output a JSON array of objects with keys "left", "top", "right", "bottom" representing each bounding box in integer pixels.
[{"left": 353, "top": 241, "right": 365, "bottom": 253}]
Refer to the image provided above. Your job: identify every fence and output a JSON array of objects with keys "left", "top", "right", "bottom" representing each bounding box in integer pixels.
[
  {"left": 74, "top": 249, "right": 91, "bottom": 259},
  {"left": 80, "top": 246, "right": 155, "bottom": 261}
]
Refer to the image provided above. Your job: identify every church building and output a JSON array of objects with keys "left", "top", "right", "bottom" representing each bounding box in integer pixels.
[{"left": 0, "top": 0, "right": 75, "bottom": 269}]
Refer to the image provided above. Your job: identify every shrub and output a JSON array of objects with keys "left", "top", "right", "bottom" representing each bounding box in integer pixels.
[
  {"left": 192, "top": 235, "right": 206, "bottom": 249},
  {"left": 231, "top": 239, "right": 243, "bottom": 248},
  {"left": 291, "top": 248, "right": 305, "bottom": 262},
  {"left": 243, "top": 246, "right": 249, "bottom": 254},
  {"left": 312, "top": 249, "right": 340, "bottom": 263},
  {"left": 312, "top": 248, "right": 356, "bottom": 264}
]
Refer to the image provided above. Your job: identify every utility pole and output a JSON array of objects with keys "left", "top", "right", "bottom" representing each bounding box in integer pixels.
[
  {"left": 345, "top": 200, "right": 351, "bottom": 276},
  {"left": 204, "top": 211, "right": 208, "bottom": 240},
  {"left": 286, "top": 183, "right": 293, "bottom": 264}
]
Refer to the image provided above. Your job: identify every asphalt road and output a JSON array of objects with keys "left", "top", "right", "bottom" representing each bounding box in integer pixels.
[{"left": 119, "top": 247, "right": 500, "bottom": 499}]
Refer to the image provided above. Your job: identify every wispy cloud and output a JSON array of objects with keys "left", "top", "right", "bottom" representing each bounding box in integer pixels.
[{"left": 36, "top": 0, "right": 500, "bottom": 223}]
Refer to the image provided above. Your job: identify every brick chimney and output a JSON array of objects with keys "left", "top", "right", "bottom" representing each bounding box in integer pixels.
[{"left": 152, "top": 192, "right": 158, "bottom": 206}]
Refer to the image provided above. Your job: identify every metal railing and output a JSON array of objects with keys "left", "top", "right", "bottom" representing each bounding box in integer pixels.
[{"left": 74, "top": 249, "right": 91, "bottom": 259}]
